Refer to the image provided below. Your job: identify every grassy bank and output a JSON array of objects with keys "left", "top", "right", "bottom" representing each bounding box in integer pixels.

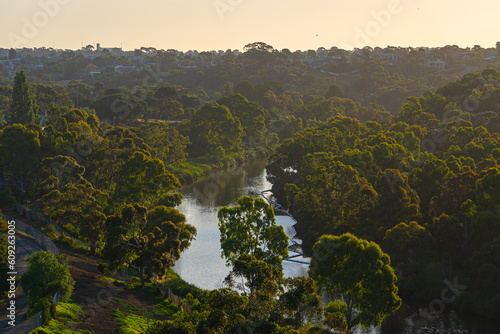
[{"left": 167, "top": 148, "right": 268, "bottom": 185}]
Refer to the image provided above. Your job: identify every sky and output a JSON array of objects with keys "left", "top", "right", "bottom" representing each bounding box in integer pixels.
[{"left": 0, "top": 0, "right": 499, "bottom": 52}]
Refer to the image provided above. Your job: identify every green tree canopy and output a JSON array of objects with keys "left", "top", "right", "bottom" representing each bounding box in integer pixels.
[
  {"left": 21, "top": 251, "right": 75, "bottom": 308},
  {"left": 42, "top": 183, "right": 108, "bottom": 255},
  {"left": 103, "top": 203, "right": 190, "bottom": 287},
  {"left": 10, "top": 70, "right": 40, "bottom": 125},
  {"left": 309, "top": 233, "right": 401, "bottom": 330},
  {"left": 187, "top": 102, "right": 243, "bottom": 155},
  {"left": 218, "top": 196, "right": 289, "bottom": 274},
  {"left": 115, "top": 151, "right": 181, "bottom": 210}
]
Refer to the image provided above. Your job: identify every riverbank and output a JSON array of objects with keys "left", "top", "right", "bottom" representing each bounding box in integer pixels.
[{"left": 167, "top": 148, "right": 269, "bottom": 185}]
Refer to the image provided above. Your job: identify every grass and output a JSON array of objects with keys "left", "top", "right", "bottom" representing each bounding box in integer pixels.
[
  {"left": 162, "top": 269, "right": 206, "bottom": 300},
  {"left": 113, "top": 309, "right": 149, "bottom": 334},
  {"left": 31, "top": 302, "right": 93, "bottom": 334},
  {"left": 112, "top": 297, "right": 180, "bottom": 334},
  {"left": 167, "top": 149, "right": 268, "bottom": 185}
]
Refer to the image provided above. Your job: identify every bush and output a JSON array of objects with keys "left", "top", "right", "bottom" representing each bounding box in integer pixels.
[
  {"left": 27, "top": 296, "right": 52, "bottom": 323},
  {"left": 146, "top": 320, "right": 195, "bottom": 334},
  {"left": 21, "top": 251, "right": 75, "bottom": 308}
]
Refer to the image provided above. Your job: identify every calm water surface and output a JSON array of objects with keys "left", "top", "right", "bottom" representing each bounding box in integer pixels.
[{"left": 173, "top": 158, "right": 307, "bottom": 290}]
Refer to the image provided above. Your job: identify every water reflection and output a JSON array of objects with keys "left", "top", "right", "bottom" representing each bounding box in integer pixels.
[{"left": 173, "top": 159, "right": 309, "bottom": 290}]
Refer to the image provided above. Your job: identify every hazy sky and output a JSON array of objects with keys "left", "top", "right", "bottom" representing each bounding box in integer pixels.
[{"left": 0, "top": 0, "right": 498, "bottom": 51}]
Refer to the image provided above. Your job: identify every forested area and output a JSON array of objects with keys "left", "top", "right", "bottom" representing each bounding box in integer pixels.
[
  {"left": 0, "top": 44, "right": 500, "bottom": 333},
  {"left": 268, "top": 68, "right": 500, "bottom": 320}
]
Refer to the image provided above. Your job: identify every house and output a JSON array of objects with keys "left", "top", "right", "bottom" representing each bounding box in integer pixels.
[
  {"left": 115, "top": 65, "right": 137, "bottom": 73},
  {"left": 96, "top": 43, "right": 123, "bottom": 54},
  {"left": 424, "top": 56, "right": 445, "bottom": 71}
]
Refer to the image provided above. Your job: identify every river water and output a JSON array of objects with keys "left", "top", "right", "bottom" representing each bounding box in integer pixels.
[
  {"left": 173, "top": 158, "right": 308, "bottom": 290},
  {"left": 173, "top": 158, "right": 499, "bottom": 334}
]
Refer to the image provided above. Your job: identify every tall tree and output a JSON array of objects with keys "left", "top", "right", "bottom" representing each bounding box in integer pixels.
[
  {"left": 218, "top": 196, "right": 289, "bottom": 274},
  {"left": 10, "top": 70, "right": 40, "bottom": 125},
  {"left": 115, "top": 152, "right": 181, "bottom": 210},
  {"left": 285, "top": 154, "right": 378, "bottom": 248},
  {"left": 187, "top": 102, "right": 243, "bottom": 155},
  {"left": 103, "top": 204, "right": 188, "bottom": 287},
  {"left": 309, "top": 233, "right": 401, "bottom": 330},
  {"left": 42, "top": 183, "right": 108, "bottom": 255},
  {"left": 0, "top": 124, "right": 41, "bottom": 202}
]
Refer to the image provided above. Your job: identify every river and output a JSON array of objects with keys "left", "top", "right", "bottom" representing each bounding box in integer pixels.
[{"left": 173, "top": 158, "right": 499, "bottom": 334}]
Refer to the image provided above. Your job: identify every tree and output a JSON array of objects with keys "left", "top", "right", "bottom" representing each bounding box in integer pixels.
[
  {"left": 42, "top": 183, "right": 108, "bottom": 255},
  {"left": 154, "top": 99, "right": 184, "bottom": 120},
  {"left": 146, "top": 205, "right": 197, "bottom": 252},
  {"left": 429, "top": 214, "right": 465, "bottom": 278},
  {"left": 285, "top": 154, "right": 378, "bottom": 251},
  {"left": 103, "top": 204, "right": 187, "bottom": 287},
  {"left": 383, "top": 221, "right": 433, "bottom": 277},
  {"left": 409, "top": 156, "right": 451, "bottom": 220},
  {"left": 21, "top": 251, "right": 75, "bottom": 308},
  {"left": 218, "top": 196, "right": 289, "bottom": 274},
  {"left": 278, "top": 276, "right": 322, "bottom": 329},
  {"left": 134, "top": 122, "right": 190, "bottom": 165},
  {"left": 188, "top": 102, "right": 243, "bottom": 155},
  {"left": 89, "top": 93, "right": 146, "bottom": 123},
  {"left": 217, "top": 94, "right": 267, "bottom": 147},
  {"left": 323, "top": 300, "right": 349, "bottom": 333},
  {"left": 115, "top": 151, "right": 181, "bottom": 209},
  {"left": 225, "top": 254, "right": 281, "bottom": 298},
  {"left": 309, "top": 233, "right": 401, "bottom": 330},
  {"left": 369, "top": 169, "right": 420, "bottom": 239},
  {"left": 10, "top": 70, "right": 40, "bottom": 125},
  {"left": 8, "top": 48, "right": 17, "bottom": 60},
  {"left": 0, "top": 124, "right": 41, "bottom": 202},
  {"left": 429, "top": 170, "right": 478, "bottom": 220},
  {"left": 41, "top": 155, "right": 87, "bottom": 191}
]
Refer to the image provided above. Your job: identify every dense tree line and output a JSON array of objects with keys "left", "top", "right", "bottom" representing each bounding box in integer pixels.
[{"left": 268, "top": 68, "right": 500, "bottom": 319}]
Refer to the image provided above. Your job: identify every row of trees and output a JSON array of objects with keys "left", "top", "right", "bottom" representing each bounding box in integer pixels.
[{"left": 6, "top": 42, "right": 499, "bottom": 116}]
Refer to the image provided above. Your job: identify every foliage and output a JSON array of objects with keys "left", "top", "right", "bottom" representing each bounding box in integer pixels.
[
  {"left": 21, "top": 251, "right": 75, "bottom": 308},
  {"left": 309, "top": 233, "right": 401, "bottom": 329},
  {"left": 218, "top": 196, "right": 289, "bottom": 274},
  {"left": 186, "top": 102, "right": 243, "bottom": 155},
  {"left": 10, "top": 70, "right": 40, "bottom": 125},
  {"left": 115, "top": 151, "right": 181, "bottom": 209},
  {"left": 103, "top": 203, "right": 194, "bottom": 287},
  {"left": 42, "top": 183, "right": 108, "bottom": 254}
]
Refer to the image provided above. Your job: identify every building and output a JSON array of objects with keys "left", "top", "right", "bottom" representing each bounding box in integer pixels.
[
  {"left": 96, "top": 43, "right": 123, "bottom": 54},
  {"left": 424, "top": 56, "right": 446, "bottom": 71},
  {"left": 115, "top": 65, "right": 137, "bottom": 74}
]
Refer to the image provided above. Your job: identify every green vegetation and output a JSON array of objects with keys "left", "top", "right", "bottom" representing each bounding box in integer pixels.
[
  {"left": 2, "top": 47, "right": 500, "bottom": 332},
  {"left": 101, "top": 203, "right": 195, "bottom": 287},
  {"left": 21, "top": 251, "right": 75, "bottom": 310},
  {"left": 218, "top": 196, "right": 289, "bottom": 274},
  {"left": 31, "top": 302, "right": 93, "bottom": 334},
  {"left": 268, "top": 68, "right": 500, "bottom": 320},
  {"left": 310, "top": 233, "right": 401, "bottom": 329}
]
